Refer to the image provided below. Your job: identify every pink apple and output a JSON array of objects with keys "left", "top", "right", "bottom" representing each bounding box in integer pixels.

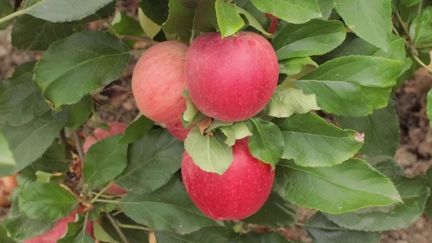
[
  {"left": 24, "top": 212, "right": 77, "bottom": 243},
  {"left": 0, "top": 175, "right": 17, "bottom": 207},
  {"left": 185, "top": 32, "right": 279, "bottom": 122},
  {"left": 181, "top": 139, "right": 275, "bottom": 220},
  {"left": 132, "top": 41, "right": 188, "bottom": 124},
  {"left": 83, "top": 122, "right": 128, "bottom": 195},
  {"left": 166, "top": 120, "right": 189, "bottom": 141}
]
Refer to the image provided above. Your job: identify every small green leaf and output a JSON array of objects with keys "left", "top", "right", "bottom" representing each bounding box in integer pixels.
[
  {"left": 235, "top": 5, "right": 270, "bottom": 36},
  {"left": 428, "top": 89, "right": 432, "bottom": 127},
  {"left": 275, "top": 113, "right": 363, "bottom": 167},
  {"left": 267, "top": 86, "right": 319, "bottom": 118},
  {"left": 275, "top": 159, "right": 402, "bottom": 214},
  {"left": 279, "top": 57, "right": 318, "bottom": 76},
  {"left": 294, "top": 56, "right": 403, "bottom": 116},
  {"left": 334, "top": 0, "right": 392, "bottom": 51},
  {"left": 93, "top": 222, "right": 119, "bottom": 243},
  {"left": 250, "top": 0, "right": 321, "bottom": 24},
  {"left": 185, "top": 127, "right": 233, "bottom": 174},
  {"left": 35, "top": 31, "right": 130, "bottom": 108},
  {"left": 325, "top": 177, "right": 431, "bottom": 231},
  {"left": 84, "top": 135, "right": 128, "bottom": 189},
  {"left": 305, "top": 213, "right": 380, "bottom": 243},
  {"left": 121, "top": 178, "right": 217, "bottom": 234},
  {"left": 25, "top": 0, "right": 113, "bottom": 22},
  {"left": 163, "top": 0, "right": 194, "bottom": 41},
  {"left": 138, "top": 8, "right": 161, "bottom": 39},
  {"left": 117, "top": 129, "right": 183, "bottom": 193},
  {"left": 18, "top": 182, "right": 78, "bottom": 221},
  {"left": 248, "top": 118, "right": 284, "bottom": 166},
  {"left": 120, "top": 115, "right": 153, "bottom": 144},
  {"left": 336, "top": 101, "right": 400, "bottom": 157},
  {"left": 58, "top": 216, "right": 93, "bottom": 243},
  {"left": 11, "top": 15, "right": 79, "bottom": 51},
  {"left": 272, "top": 19, "right": 346, "bottom": 59},
  {"left": 243, "top": 192, "right": 296, "bottom": 227},
  {"left": 215, "top": 0, "right": 244, "bottom": 37},
  {"left": 183, "top": 92, "right": 205, "bottom": 127},
  {"left": 219, "top": 122, "right": 252, "bottom": 146},
  {"left": 410, "top": 7, "right": 432, "bottom": 46},
  {"left": 111, "top": 11, "right": 145, "bottom": 36}
]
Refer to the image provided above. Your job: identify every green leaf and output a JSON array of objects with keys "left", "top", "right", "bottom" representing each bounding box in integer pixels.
[
  {"left": 428, "top": 89, "right": 432, "bottom": 126},
  {"left": 334, "top": 0, "right": 392, "bottom": 51},
  {"left": 243, "top": 192, "right": 296, "bottom": 227},
  {"left": 0, "top": 112, "right": 66, "bottom": 176},
  {"left": 185, "top": 127, "right": 233, "bottom": 174},
  {"left": 192, "top": 0, "right": 217, "bottom": 33},
  {"left": 305, "top": 213, "right": 380, "bottom": 243},
  {"left": 325, "top": 177, "right": 430, "bottom": 231},
  {"left": 63, "top": 96, "right": 93, "bottom": 129},
  {"left": 99, "top": 214, "right": 148, "bottom": 243},
  {"left": 278, "top": 57, "right": 318, "bottom": 76},
  {"left": 18, "top": 182, "right": 78, "bottom": 221},
  {"left": 3, "top": 201, "right": 54, "bottom": 241},
  {"left": 410, "top": 7, "right": 432, "bottom": 46},
  {"left": 163, "top": 0, "right": 194, "bottom": 41},
  {"left": 267, "top": 86, "right": 319, "bottom": 118},
  {"left": 0, "top": 0, "right": 13, "bottom": 29},
  {"left": 234, "top": 232, "right": 289, "bottom": 243},
  {"left": 138, "top": 8, "right": 161, "bottom": 39},
  {"left": 93, "top": 222, "right": 119, "bottom": 243},
  {"left": 121, "top": 178, "right": 217, "bottom": 234},
  {"left": 0, "top": 131, "right": 15, "bottom": 173},
  {"left": 275, "top": 159, "right": 402, "bottom": 214},
  {"left": 294, "top": 56, "right": 403, "bottom": 116},
  {"left": 120, "top": 116, "right": 153, "bottom": 144},
  {"left": 272, "top": 19, "right": 346, "bottom": 59},
  {"left": 58, "top": 216, "right": 93, "bottom": 243},
  {"left": 248, "top": 118, "right": 284, "bottom": 166},
  {"left": 34, "top": 31, "right": 130, "bottom": 108},
  {"left": 182, "top": 92, "right": 205, "bottom": 127},
  {"left": 23, "top": 0, "right": 113, "bottom": 22},
  {"left": 111, "top": 11, "right": 145, "bottom": 36},
  {"left": 117, "top": 129, "right": 183, "bottom": 193},
  {"left": 156, "top": 227, "right": 233, "bottom": 243},
  {"left": 317, "top": 0, "right": 333, "bottom": 19},
  {"left": 139, "top": 0, "right": 169, "bottom": 25},
  {"left": 235, "top": 5, "right": 270, "bottom": 36},
  {"left": 25, "top": 141, "right": 71, "bottom": 175},
  {"left": 335, "top": 101, "right": 400, "bottom": 157},
  {"left": 250, "top": 0, "right": 321, "bottom": 24},
  {"left": 11, "top": 15, "right": 79, "bottom": 51},
  {"left": 0, "top": 225, "right": 15, "bottom": 243},
  {"left": 0, "top": 62, "right": 50, "bottom": 127},
  {"left": 219, "top": 122, "right": 252, "bottom": 146},
  {"left": 84, "top": 135, "right": 128, "bottom": 189},
  {"left": 275, "top": 113, "right": 363, "bottom": 167},
  {"left": 215, "top": 0, "right": 244, "bottom": 38}
]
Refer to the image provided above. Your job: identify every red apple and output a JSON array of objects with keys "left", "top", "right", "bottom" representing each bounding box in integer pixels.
[
  {"left": 0, "top": 175, "right": 17, "bottom": 207},
  {"left": 83, "top": 122, "right": 128, "bottom": 195},
  {"left": 181, "top": 139, "right": 275, "bottom": 220},
  {"left": 24, "top": 212, "right": 77, "bottom": 243},
  {"left": 132, "top": 41, "right": 188, "bottom": 124},
  {"left": 185, "top": 32, "right": 279, "bottom": 122},
  {"left": 166, "top": 120, "right": 189, "bottom": 141}
]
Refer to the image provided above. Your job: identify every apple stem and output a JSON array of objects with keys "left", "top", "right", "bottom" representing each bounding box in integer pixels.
[{"left": 107, "top": 214, "right": 131, "bottom": 243}]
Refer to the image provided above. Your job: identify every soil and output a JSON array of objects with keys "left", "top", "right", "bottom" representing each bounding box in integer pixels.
[{"left": 1, "top": 24, "right": 432, "bottom": 242}]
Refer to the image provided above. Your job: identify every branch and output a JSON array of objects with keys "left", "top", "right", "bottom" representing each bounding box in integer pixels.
[{"left": 106, "top": 214, "right": 130, "bottom": 243}]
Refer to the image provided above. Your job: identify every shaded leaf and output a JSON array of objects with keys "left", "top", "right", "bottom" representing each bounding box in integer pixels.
[
  {"left": 305, "top": 213, "right": 380, "bottom": 243},
  {"left": 120, "top": 116, "right": 153, "bottom": 144},
  {"left": 139, "top": 0, "right": 169, "bottom": 25},
  {"left": 111, "top": 11, "right": 145, "bottom": 36},
  {"left": 121, "top": 178, "right": 217, "bottom": 234},
  {"left": 117, "top": 129, "right": 183, "bottom": 193},
  {"left": 163, "top": 0, "right": 194, "bottom": 41}
]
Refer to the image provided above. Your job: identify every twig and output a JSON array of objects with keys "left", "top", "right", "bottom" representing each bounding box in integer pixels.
[
  {"left": 117, "top": 223, "right": 152, "bottom": 231},
  {"left": 0, "top": 8, "right": 26, "bottom": 24},
  {"left": 90, "top": 182, "right": 116, "bottom": 204},
  {"left": 107, "top": 214, "right": 130, "bottom": 243},
  {"left": 412, "top": 55, "right": 432, "bottom": 73},
  {"left": 72, "top": 131, "right": 85, "bottom": 163},
  {"left": 94, "top": 198, "right": 121, "bottom": 204}
]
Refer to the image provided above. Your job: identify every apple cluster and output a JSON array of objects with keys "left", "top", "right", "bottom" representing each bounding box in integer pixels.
[{"left": 132, "top": 31, "right": 279, "bottom": 220}]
